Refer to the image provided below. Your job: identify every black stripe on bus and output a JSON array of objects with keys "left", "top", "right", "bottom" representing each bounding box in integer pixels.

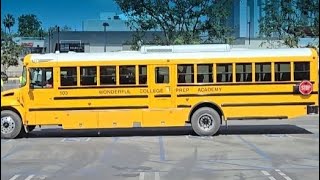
[
  {"left": 177, "top": 105, "right": 192, "bottom": 108},
  {"left": 177, "top": 81, "right": 315, "bottom": 86},
  {"left": 226, "top": 116, "right": 288, "bottom": 120},
  {"left": 177, "top": 91, "right": 318, "bottom": 97},
  {"left": 154, "top": 94, "right": 171, "bottom": 98},
  {"left": 58, "top": 85, "right": 148, "bottom": 89},
  {"left": 221, "top": 102, "right": 315, "bottom": 107},
  {"left": 54, "top": 95, "right": 148, "bottom": 100},
  {"left": 29, "top": 106, "right": 149, "bottom": 111}
]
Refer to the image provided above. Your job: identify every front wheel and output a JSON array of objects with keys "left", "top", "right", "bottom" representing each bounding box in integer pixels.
[
  {"left": 191, "top": 107, "right": 221, "bottom": 136},
  {"left": 1, "top": 110, "right": 24, "bottom": 139}
]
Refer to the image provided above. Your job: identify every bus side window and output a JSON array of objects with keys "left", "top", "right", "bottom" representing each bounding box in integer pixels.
[
  {"left": 217, "top": 64, "right": 232, "bottom": 82},
  {"left": 60, "top": 67, "right": 77, "bottom": 86},
  {"left": 236, "top": 63, "right": 252, "bottom": 82},
  {"left": 100, "top": 66, "right": 116, "bottom": 85},
  {"left": 294, "top": 62, "right": 310, "bottom": 81},
  {"left": 197, "top": 64, "right": 213, "bottom": 83},
  {"left": 155, "top": 67, "right": 169, "bottom": 84},
  {"left": 255, "top": 63, "right": 271, "bottom": 81},
  {"left": 177, "top": 64, "right": 194, "bottom": 84},
  {"left": 120, "top": 66, "right": 136, "bottom": 85},
  {"left": 275, "top": 62, "right": 290, "bottom": 81},
  {"left": 80, "top": 66, "right": 97, "bottom": 86},
  {"left": 139, "top": 65, "right": 147, "bottom": 84}
]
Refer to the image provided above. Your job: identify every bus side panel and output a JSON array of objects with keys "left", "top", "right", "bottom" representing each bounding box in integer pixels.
[
  {"left": 142, "top": 110, "right": 173, "bottom": 127},
  {"left": 26, "top": 111, "right": 36, "bottom": 125},
  {"left": 98, "top": 110, "right": 142, "bottom": 128},
  {"left": 223, "top": 105, "right": 307, "bottom": 119},
  {"left": 171, "top": 108, "right": 190, "bottom": 126},
  {"left": 142, "top": 108, "right": 188, "bottom": 127},
  {"left": 34, "top": 111, "right": 60, "bottom": 125},
  {"left": 62, "top": 111, "right": 98, "bottom": 129}
]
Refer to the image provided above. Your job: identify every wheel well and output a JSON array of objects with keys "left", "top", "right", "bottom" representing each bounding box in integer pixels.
[
  {"left": 1, "top": 106, "right": 22, "bottom": 122},
  {"left": 188, "top": 102, "right": 224, "bottom": 124}
]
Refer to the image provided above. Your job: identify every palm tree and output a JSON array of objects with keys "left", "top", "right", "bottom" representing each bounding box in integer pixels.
[{"left": 3, "top": 14, "right": 15, "bottom": 34}]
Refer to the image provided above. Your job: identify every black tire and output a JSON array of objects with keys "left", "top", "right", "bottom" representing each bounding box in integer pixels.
[
  {"left": 1, "top": 110, "right": 24, "bottom": 139},
  {"left": 191, "top": 107, "right": 221, "bottom": 136}
]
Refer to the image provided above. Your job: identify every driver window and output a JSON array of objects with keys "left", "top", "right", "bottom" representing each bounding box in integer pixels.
[{"left": 29, "top": 67, "right": 53, "bottom": 89}]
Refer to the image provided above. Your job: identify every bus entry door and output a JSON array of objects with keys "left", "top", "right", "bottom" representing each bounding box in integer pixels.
[{"left": 143, "top": 65, "right": 175, "bottom": 127}]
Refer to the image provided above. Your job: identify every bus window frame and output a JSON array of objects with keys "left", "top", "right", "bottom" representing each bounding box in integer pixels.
[{"left": 155, "top": 66, "right": 170, "bottom": 84}]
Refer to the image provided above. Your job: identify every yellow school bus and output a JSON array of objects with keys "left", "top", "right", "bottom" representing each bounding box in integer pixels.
[{"left": 1, "top": 44, "right": 319, "bottom": 139}]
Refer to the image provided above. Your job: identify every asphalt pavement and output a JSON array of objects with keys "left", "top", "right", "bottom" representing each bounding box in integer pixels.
[{"left": 1, "top": 115, "right": 319, "bottom": 180}]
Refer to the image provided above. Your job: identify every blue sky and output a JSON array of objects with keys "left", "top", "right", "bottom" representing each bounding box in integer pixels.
[{"left": 1, "top": 0, "right": 121, "bottom": 32}]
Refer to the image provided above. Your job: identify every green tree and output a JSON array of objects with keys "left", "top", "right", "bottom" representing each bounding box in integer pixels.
[
  {"left": 1, "top": 36, "right": 22, "bottom": 73},
  {"left": 1, "top": 26, "right": 7, "bottom": 38},
  {"left": 3, "top": 14, "right": 15, "bottom": 34},
  {"left": 115, "top": 0, "right": 233, "bottom": 46},
  {"left": 47, "top": 25, "right": 72, "bottom": 33},
  {"left": 259, "top": 0, "right": 319, "bottom": 48},
  {"left": 296, "top": 0, "right": 319, "bottom": 37},
  {"left": 43, "top": 25, "right": 73, "bottom": 37},
  {"left": 203, "top": 0, "right": 233, "bottom": 43},
  {"left": 18, "top": 14, "right": 42, "bottom": 37}
]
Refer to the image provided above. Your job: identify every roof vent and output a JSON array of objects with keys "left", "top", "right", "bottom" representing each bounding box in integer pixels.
[{"left": 140, "top": 44, "right": 230, "bottom": 54}]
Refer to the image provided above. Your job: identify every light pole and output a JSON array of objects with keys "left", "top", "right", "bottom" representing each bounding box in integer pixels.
[
  {"left": 248, "top": 21, "right": 251, "bottom": 45},
  {"left": 57, "top": 26, "right": 60, "bottom": 52},
  {"left": 48, "top": 30, "right": 51, "bottom": 53},
  {"left": 102, "top": 22, "right": 109, "bottom": 52}
]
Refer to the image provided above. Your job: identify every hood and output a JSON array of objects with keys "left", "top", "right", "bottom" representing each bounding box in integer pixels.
[
  {"left": 1, "top": 88, "right": 22, "bottom": 107},
  {"left": 1, "top": 88, "right": 19, "bottom": 97}
]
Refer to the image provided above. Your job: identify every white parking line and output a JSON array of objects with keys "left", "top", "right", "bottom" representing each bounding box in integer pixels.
[
  {"left": 260, "top": 170, "right": 276, "bottom": 180},
  {"left": 8, "top": 174, "right": 46, "bottom": 180},
  {"left": 275, "top": 169, "right": 293, "bottom": 180},
  {"left": 261, "top": 170, "right": 270, "bottom": 176},
  {"left": 139, "top": 172, "right": 145, "bottom": 180},
  {"left": 268, "top": 177, "right": 277, "bottom": 180},
  {"left": 9, "top": 175, "right": 20, "bottom": 180},
  {"left": 25, "top": 175, "right": 35, "bottom": 180}
]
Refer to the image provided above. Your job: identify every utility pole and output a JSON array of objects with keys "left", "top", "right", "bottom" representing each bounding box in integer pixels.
[
  {"left": 103, "top": 22, "right": 109, "bottom": 52},
  {"left": 57, "top": 26, "right": 60, "bottom": 52},
  {"left": 48, "top": 30, "right": 51, "bottom": 53}
]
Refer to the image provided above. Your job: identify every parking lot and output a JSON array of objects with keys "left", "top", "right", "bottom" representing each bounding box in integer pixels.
[{"left": 1, "top": 114, "right": 319, "bottom": 180}]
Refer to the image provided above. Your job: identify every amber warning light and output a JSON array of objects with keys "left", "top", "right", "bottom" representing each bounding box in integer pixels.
[{"left": 299, "top": 80, "right": 313, "bottom": 95}]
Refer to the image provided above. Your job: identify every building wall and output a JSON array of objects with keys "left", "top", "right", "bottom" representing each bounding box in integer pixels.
[
  {"left": 239, "top": 0, "right": 248, "bottom": 38},
  {"left": 248, "top": 0, "right": 260, "bottom": 38},
  {"left": 232, "top": 0, "right": 263, "bottom": 38},
  {"left": 89, "top": 45, "right": 123, "bottom": 53}
]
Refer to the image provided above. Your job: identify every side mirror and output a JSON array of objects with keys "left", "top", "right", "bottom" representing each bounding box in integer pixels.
[{"left": 29, "top": 83, "right": 34, "bottom": 89}]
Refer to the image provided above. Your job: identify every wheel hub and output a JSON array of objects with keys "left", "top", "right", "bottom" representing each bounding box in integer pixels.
[
  {"left": 1, "top": 116, "right": 15, "bottom": 134},
  {"left": 198, "top": 114, "right": 214, "bottom": 131}
]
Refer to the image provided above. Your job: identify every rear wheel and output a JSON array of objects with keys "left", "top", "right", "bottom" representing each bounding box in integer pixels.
[
  {"left": 191, "top": 107, "right": 221, "bottom": 136},
  {"left": 1, "top": 110, "right": 24, "bottom": 139}
]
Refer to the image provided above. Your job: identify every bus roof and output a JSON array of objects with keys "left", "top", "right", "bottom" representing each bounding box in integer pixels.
[{"left": 27, "top": 48, "right": 315, "bottom": 63}]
